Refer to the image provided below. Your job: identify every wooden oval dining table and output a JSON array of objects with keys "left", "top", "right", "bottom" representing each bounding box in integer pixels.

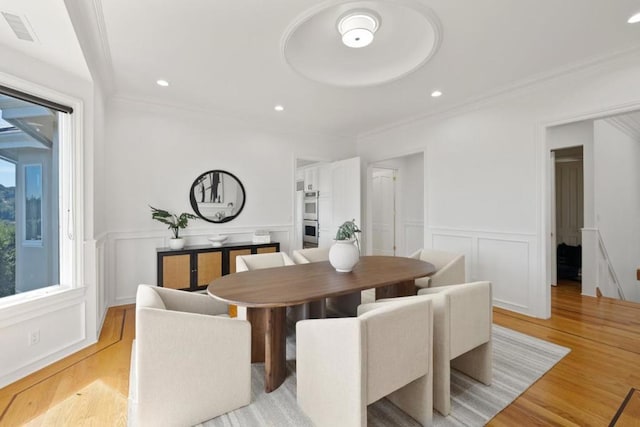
[{"left": 207, "top": 255, "right": 435, "bottom": 393}]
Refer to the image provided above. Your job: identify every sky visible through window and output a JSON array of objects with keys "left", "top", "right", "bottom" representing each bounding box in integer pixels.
[{"left": 0, "top": 158, "right": 15, "bottom": 187}]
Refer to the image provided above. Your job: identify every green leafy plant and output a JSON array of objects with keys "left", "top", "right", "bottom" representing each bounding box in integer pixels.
[
  {"left": 335, "top": 219, "right": 361, "bottom": 251},
  {"left": 150, "top": 206, "right": 197, "bottom": 239}
]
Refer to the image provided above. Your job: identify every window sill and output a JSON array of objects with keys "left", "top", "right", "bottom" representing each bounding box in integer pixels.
[{"left": 0, "top": 286, "right": 87, "bottom": 325}]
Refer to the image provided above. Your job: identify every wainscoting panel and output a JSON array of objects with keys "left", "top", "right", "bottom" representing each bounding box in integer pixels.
[
  {"left": 477, "top": 238, "right": 530, "bottom": 310},
  {"left": 428, "top": 227, "right": 538, "bottom": 315},
  {"left": 113, "top": 237, "right": 163, "bottom": 305},
  {"left": 0, "top": 301, "right": 86, "bottom": 387},
  {"left": 108, "top": 226, "right": 293, "bottom": 306},
  {"left": 431, "top": 233, "right": 473, "bottom": 281}
]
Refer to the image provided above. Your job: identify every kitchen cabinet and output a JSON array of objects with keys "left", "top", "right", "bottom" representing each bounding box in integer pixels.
[
  {"left": 304, "top": 166, "right": 318, "bottom": 191},
  {"left": 157, "top": 241, "right": 280, "bottom": 291}
]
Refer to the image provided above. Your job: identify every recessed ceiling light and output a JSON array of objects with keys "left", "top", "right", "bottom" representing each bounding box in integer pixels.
[
  {"left": 628, "top": 12, "right": 640, "bottom": 24},
  {"left": 156, "top": 79, "right": 169, "bottom": 87},
  {"left": 431, "top": 90, "right": 442, "bottom": 97},
  {"left": 274, "top": 105, "right": 284, "bottom": 112}
]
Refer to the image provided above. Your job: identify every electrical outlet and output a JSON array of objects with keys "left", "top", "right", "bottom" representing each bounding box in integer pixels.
[{"left": 28, "top": 330, "right": 40, "bottom": 346}]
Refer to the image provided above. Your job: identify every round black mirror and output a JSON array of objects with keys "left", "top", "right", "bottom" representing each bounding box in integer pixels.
[{"left": 189, "top": 170, "right": 246, "bottom": 223}]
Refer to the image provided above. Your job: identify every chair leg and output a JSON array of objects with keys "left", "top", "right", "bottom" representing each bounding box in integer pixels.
[
  {"left": 432, "top": 357, "right": 451, "bottom": 416},
  {"left": 388, "top": 372, "right": 433, "bottom": 426},
  {"left": 451, "top": 340, "right": 492, "bottom": 385}
]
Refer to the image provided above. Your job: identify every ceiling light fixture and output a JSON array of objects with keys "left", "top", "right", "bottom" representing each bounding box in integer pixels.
[
  {"left": 431, "top": 90, "right": 442, "bottom": 97},
  {"left": 274, "top": 105, "right": 284, "bottom": 112},
  {"left": 628, "top": 12, "right": 640, "bottom": 24},
  {"left": 337, "top": 10, "right": 380, "bottom": 48},
  {"left": 156, "top": 79, "right": 169, "bottom": 87}
]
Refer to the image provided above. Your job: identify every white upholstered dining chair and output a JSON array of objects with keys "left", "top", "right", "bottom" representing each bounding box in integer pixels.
[
  {"left": 379, "top": 281, "right": 493, "bottom": 415},
  {"left": 409, "top": 248, "right": 465, "bottom": 289},
  {"left": 236, "top": 251, "right": 295, "bottom": 271},
  {"left": 235, "top": 252, "right": 310, "bottom": 319},
  {"left": 296, "top": 297, "right": 434, "bottom": 427},
  {"left": 418, "top": 281, "right": 492, "bottom": 415},
  {"left": 291, "top": 247, "right": 361, "bottom": 316},
  {"left": 129, "top": 284, "right": 251, "bottom": 427}
]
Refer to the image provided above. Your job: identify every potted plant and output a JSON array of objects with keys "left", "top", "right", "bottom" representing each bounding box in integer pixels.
[
  {"left": 329, "top": 219, "right": 361, "bottom": 272},
  {"left": 150, "top": 205, "right": 197, "bottom": 250}
]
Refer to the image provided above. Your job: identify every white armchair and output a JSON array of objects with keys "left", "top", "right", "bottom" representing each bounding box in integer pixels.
[
  {"left": 296, "top": 297, "right": 434, "bottom": 427},
  {"left": 292, "top": 247, "right": 361, "bottom": 316},
  {"left": 379, "top": 281, "right": 492, "bottom": 415},
  {"left": 128, "top": 285, "right": 251, "bottom": 427},
  {"left": 236, "top": 252, "right": 311, "bottom": 320},
  {"left": 291, "top": 247, "right": 330, "bottom": 264},
  {"left": 409, "top": 248, "right": 465, "bottom": 289},
  {"left": 417, "top": 282, "right": 492, "bottom": 415},
  {"left": 236, "top": 251, "right": 295, "bottom": 271}
]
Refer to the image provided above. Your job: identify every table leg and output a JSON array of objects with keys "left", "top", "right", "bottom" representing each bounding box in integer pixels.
[
  {"left": 375, "top": 279, "right": 418, "bottom": 300},
  {"left": 265, "top": 307, "right": 287, "bottom": 393},
  {"left": 246, "top": 306, "right": 287, "bottom": 393},
  {"left": 246, "top": 308, "right": 266, "bottom": 363}
]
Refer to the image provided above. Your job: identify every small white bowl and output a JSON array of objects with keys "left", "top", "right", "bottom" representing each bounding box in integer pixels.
[{"left": 208, "top": 235, "right": 228, "bottom": 247}]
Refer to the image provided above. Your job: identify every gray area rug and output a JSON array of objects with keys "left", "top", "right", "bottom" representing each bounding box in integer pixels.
[{"left": 199, "top": 323, "right": 570, "bottom": 427}]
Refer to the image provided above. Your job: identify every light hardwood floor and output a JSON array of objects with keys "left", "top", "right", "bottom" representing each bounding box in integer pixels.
[{"left": 1, "top": 282, "right": 638, "bottom": 426}]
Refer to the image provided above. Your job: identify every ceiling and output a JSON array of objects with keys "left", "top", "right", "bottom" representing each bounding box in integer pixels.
[{"left": 1, "top": 1, "right": 640, "bottom": 137}]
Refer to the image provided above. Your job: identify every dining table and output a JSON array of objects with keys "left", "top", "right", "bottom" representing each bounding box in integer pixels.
[{"left": 207, "top": 255, "right": 435, "bottom": 393}]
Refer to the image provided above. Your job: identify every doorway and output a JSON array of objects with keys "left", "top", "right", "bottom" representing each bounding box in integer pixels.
[
  {"left": 551, "top": 147, "right": 584, "bottom": 292},
  {"left": 366, "top": 152, "right": 424, "bottom": 257}
]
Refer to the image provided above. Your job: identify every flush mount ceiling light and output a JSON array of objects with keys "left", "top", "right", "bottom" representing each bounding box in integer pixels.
[
  {"left": 431, "top": 90, "right": 442, "bottom": 97},
  {"left": 274, "top": 105, "right": 284, "bottom": 112},
  {"left": 337, "top": 11, "right": 380, "bottom": 48},
  {"left": 156, "top": 79, "right": 169, "bottom": 87},
  {"left": 629, "top": 12, "right": 640, "bottom": 24}
]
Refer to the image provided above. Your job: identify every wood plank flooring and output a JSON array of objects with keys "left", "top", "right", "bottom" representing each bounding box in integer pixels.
[
  {"left": 489, "top": 281, "right": 640, "bottom": 426},
  {"left": 0, "top": 282, "right": 639, "bottom": 426}
]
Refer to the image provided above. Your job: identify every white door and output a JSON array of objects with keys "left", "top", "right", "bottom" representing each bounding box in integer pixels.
[
  {"left": 318, "top": 157, "right": 361, "bottom": 248},
  {"left": 372, "top": 168, "right": 396, "bottom": 256}
]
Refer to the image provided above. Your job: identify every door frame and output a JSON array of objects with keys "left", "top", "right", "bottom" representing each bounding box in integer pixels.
[{"left": 539, "top": 101, "right": 640, "bottom": 318}]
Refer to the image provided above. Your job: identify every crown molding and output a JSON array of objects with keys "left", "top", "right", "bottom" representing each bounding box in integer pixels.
[
  {"left": 358, "top": 43, "right": 640, "bottom": 140},
  {"left": 606, "top": 114, "right": 640, "bottom": 141},
  {"left": 63, "top": 0, "right": 116, "bottom": 95},
  {"left": 110, "top": 94, "right": 356, "bottom": 141}
]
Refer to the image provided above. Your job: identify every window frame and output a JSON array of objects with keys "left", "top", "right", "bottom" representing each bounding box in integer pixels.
[{"left": 0, "top": 72, "right": 84, "bottom": 310}]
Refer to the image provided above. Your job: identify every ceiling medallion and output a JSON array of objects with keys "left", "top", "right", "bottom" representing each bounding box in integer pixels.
[{"left": 281, "top": 0, "right": 442, "bottom": 87}]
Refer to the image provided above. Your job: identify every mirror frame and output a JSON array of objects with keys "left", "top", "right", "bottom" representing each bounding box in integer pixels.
[{"left": 189, "top": 170, "right": 246, "bottom": 223}]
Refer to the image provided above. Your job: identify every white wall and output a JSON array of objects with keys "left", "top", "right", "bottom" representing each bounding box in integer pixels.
[
  {"left": 357, "top": 52, "right": 640, "bottom": 318},
  {"left": 102, "top": 97, "right": 355, "bottom": 305},
  {"left": 593, "top": 120, "right": 640, "bottom": 301},
  {"left": 0, "top": 44, "right": 99, "bottom": 387}
]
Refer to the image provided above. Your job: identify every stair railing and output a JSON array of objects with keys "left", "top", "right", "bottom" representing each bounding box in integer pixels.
[{"left": 597, "top": 230, "right": 626, "bottom": 301}]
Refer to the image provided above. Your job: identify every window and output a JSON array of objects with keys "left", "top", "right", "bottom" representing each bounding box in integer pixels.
[
  {"left": 24, "top": 164, "right": 42, "bottom": 243},
  {"left": 0, "top": 85, "right": 74, "bottom": 300}
]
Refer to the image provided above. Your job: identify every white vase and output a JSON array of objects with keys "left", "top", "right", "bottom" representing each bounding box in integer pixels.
[
  {"left": 329, "top": 239, "right": 360, "bottom": 272},
  {"left": 168, "top": 238, "right": 185, "bottom": 250}
]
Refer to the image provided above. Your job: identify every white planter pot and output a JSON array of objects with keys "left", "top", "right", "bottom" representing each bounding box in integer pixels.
[
  {"left": 168, "top": 238, "right": 185, "bottom": 250},
  {"left": 329, "top": 239, "right": 360, "bottom": 272}
]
